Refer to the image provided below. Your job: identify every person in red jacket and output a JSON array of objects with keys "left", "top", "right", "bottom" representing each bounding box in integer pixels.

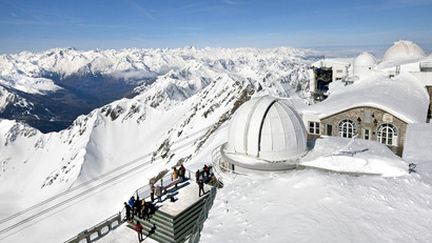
[{"left": 135, "top": 221, "right": 144, "bottom": 242}]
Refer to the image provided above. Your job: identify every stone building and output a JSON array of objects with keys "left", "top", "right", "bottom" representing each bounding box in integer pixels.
[
  {"left": 302, "top": 74, "right": 430, "bottom": 156},
  {"left": 304, "top": 40, "right": 432, "bottom": 157}
]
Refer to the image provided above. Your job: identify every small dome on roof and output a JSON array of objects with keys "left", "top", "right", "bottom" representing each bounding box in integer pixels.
[
  {"left": 354, "top": 52, "right": 376, "bottom": 67},
  {"left": 226, "top": 96, "right": 307, "bottom": 162},
  {"left": 353, "top": 52, "right": 376, "bottom": 76},
  {"left": 383, "top": 40, "right": 425, "bottom": 62}
]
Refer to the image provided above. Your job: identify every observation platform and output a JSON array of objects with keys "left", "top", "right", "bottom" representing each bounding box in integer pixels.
[{"left": 127, "top": 180, "right": 215, "bottom": 243}]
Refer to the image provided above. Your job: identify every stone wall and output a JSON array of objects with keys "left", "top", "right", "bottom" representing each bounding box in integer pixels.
[{"left": 318, "top": 107, "right": 408, "bottom": 156}]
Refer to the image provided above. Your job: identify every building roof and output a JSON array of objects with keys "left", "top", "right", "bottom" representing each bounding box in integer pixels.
[
  {"left": 311, "top": 58, "right": 352, "bottom": 68},
  {"left": 383, "top": 40, "right": 425, "bottom": 62},
  {"left": 301, "top": 73, "right": 429, "bottom": 124},
  {"left": 225, "top": 95, "right": 307, "bottom": 163}
]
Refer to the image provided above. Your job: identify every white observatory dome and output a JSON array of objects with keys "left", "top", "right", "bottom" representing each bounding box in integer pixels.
[
  {"left": 383, "top": 40, "right": 425, "bottom": 62},
  {"left": 225, "top": 96, "right": 307, "bottom": 163},
  {"left": 353, "top": 52, "right": 376, "bottom": 76}
]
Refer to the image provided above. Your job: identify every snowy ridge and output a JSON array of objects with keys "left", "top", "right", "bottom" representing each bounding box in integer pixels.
[
  {"left": 0, "top": 47, "right": 315, "bottom": 94},
  {"left": 0, "top": 47, "right": 316, "bottom": 132}
]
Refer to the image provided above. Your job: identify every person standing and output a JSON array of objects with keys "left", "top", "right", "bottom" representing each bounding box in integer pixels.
[
  {"left": 195, "top": 169, "right": 200, "bottom": 183},
  {"left": 141, "top": 199, "right": 148, "bottom": 220},
  {"left": 150, "top": 182, "right": 155, "bottom": 202},
  {"left": 155, "top": 185, "right": 162, "bottom": 202},
  {"left": 128, "top": 196, "right": 136, "bottom": 217},
  {"left": 179, "top": 164, "right": 186, "bottom": 181},
  {"left": 124, "top": 202, "right": 132, "bottom": 221},
  {"left": 134, "top": 197, "right": 142, "bottom": 218},
  {"left": 135, "top": 221, "right": 144, "bottom": 242},
  {"left": 171, "top": 166, "right": 178, "bottom": 189},
  {"left": 198, "top": 178, "right": 205, "bottom": 197}
]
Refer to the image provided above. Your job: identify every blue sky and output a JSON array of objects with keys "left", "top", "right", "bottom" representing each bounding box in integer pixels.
[{"left": 0, "top": 0, "right": 431, "bottom": 54}]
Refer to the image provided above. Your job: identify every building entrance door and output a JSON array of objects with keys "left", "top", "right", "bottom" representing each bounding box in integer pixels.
[{"left": 326, "top": 124, "right": 333, "bottom": 136}]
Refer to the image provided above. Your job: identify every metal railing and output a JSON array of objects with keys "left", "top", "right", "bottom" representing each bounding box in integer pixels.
[
  {"left": 64, "top": 210, "right": 125, "bottom": 243},
  {"left": 134, "top": 168, "right": 194, "bottom": 200},
  {"left": 188, "top": 187, "right": 217, "bottom": 243}
]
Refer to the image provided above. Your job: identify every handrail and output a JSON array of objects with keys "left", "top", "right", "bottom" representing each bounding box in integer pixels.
[{"left": 64, "top": 210, "right": 124, "bottom": 243}]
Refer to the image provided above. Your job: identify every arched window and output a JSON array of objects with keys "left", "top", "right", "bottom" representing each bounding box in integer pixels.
[
  {"left": 377, "top": 123, "right": 398, "bottom": 146},
  {"left": 338, "top": 119, "right": 357, "bottom": 138}
]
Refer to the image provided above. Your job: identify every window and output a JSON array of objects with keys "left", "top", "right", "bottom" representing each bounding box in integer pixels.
[
  {"left": 363, "top": 129, "right": 370, "bottom": 140},
  {"left": 338, "top": 119, "right": 357, "bottom": 138},
  {"left": 377, "top": 123, "right": 398, "bottom": 146},
  {"left": 309, "top": 122, "right": 320, "bottom": 135},
  {"left": 336, "top": 70, "right": 343, "bottom": 73}
]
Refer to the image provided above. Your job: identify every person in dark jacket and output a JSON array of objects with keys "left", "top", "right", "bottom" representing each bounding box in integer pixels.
[
  {"left": 179, "top": 164, "right": 186, "bottom": 181},
  {"left": 134, "top": 197, "right": 142, "bottom": 218},
  {"left": 140, "top": 199, "right": 148, "bottom": 219},
  {"left": 198, "top": 178, "right": 205, "bottom": 197},
  {"left": 203, "top": 164, "right": 210, "bottom": 178},
  {"left": 150, "top": 183, "right": 155, "bottom": 202},
  {"left": 124, "top": 202, "right": 132, "bottom": 220},
  {"left": 195, "top": 169, "right": 200, "bottom": 183}
]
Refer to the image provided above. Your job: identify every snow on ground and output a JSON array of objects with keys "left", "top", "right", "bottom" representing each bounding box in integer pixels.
[
  {"left": 301, "top": 137, "right": 408, "bottom": 177},
  {"left": 403, "top": 123, "right": 432, "bottom": 184},
  {"left": 0, "top": 75, "right": 62, "bottom": 95},
  {"left": 200, "top": 169, "right": 432, "bottom": 243}
]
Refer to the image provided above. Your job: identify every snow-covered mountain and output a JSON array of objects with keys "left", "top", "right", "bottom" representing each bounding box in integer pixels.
[
  {"left": 0, "top": 47, "right": 318, "bottom": 132},
  {"left": 0, "top": 47, "right": 314, "bottom": 210}
]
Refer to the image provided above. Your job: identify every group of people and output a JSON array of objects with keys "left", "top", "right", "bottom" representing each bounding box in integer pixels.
[
  {"left": 171, "top": 164, "right": 187, "bottom": 183},
  {"left": 125, "top": 163, "right": 221, "bottom": 242},
  {"left": 146, "top": 164, "right": 187, "bottom": 203},
  {"left": 124, "top": 195, "right": 156, "bottom": 221},
  {"left": 195, "top": 164, "right": 218, "bottom": 196}
]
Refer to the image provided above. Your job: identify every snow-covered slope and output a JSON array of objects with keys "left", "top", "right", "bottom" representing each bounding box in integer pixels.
[{"left": 200, "top": 169, "right": 432, "bottom": 243}]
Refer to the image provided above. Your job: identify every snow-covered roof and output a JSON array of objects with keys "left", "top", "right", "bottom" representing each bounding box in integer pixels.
[
  {"left": 225, "top": 95, "right": 307, "bottom": 163},
  {"left": 383, "top": 40, "right": 425, "bottom": 62},
  {"left": 311, "top": 58, "right": 352, "bottom": 68},
  {"left": 302, "top": 73, "right": 429, "bottom": 123}
]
